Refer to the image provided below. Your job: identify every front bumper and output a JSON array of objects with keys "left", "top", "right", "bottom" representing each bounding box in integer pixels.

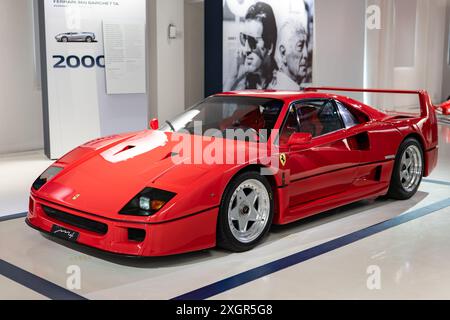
[{"left": 27, "top": 195, "right": 218, "bottom": 257}]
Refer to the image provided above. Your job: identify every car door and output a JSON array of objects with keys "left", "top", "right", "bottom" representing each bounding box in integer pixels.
[
  {"left": 279, "top": 99, "right": 363, "bottom": 210},
  {"left": 72, "top": 32, "right": 82, "bottom": 41},
  {"left": 334, "top": 98, "right": 404, "bottom": 189}
]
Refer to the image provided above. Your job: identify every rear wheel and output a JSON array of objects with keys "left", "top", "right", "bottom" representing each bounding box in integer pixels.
[
  {"left": 388, "top": 138, "right": 424, "bottom": 200},
  {"left": 86, "top": 36, "right": 93, "bottom": 42},
  {"left": 217, "top": 172, "right": 274, "bottom": 252}
]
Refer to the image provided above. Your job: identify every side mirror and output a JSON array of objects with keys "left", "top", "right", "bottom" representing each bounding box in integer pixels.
[
  {"left": 149, "top": 118, "right": 159, "bottom": 130},
  {"left": 438, "top": 101, "right": 450, "bottom": 115},
  {"left": 288, "top": 132, "right": 312, "bottom": 150}
]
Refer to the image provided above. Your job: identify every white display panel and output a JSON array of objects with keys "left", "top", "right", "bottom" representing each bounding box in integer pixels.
[
  {"left": 103, "top": 21, "right": 146, "bottom": 94},
  {"left": 42, "top": 0, "right": 146, "bottom": 159}
]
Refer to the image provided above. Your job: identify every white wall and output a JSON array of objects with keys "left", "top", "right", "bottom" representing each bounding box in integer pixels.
[
  {"left": 147, "top": 0, "right": 186, "bottom": 123},
  {"left": 391, "top": 0, "right": 446, "bottom": 106},
  {"left": 0, "top": 0, "right": 43, "bottom": 154},
  {"left": 185, "top": 0, "right": 204, "bottom": 108},
  {"left": 425, "top": 0, "right": 447, "bottom": 103},
  {"left": 313, "top": 0, "right": 366, "bottom": 101},
  {"left": 366, "top": 0, "right": 448, "bottom": 108},
  {"left": 443, "top": 0, "right": 450, "bottom": 102}
]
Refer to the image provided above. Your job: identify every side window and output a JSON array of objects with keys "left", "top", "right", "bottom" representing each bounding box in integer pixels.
[
  {"left": 280, "top": 99, "right": 346, "bottom": 144},
  {"left": 335, "top": 100, "right": 360, "bottom": 128},
  {"left": 296, "top": 103, "right": 323, "bottom": 137},
  {"left": 279, "top": 107, "right": 299, "bottom": 145},
  {"left": 296, "top": 100, "right": 344, "bottom": 137}
]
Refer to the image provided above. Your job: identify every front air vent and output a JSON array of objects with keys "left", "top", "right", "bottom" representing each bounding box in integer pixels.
[
  {"left": 355, "top": 132, "right": 370, "bottom": 150},
  {"left": 114, "top": 145, "right": 136, "bottom": 155},
  {"left": 374, "top": 166, "right": 382, "bottom": 181},
  {"left": 347, "top": 132, "right": 370, "bottom": 151},
  {"left": 128, "top": 228, "right": 146, "bottom": 242},
  {"left": 42, "top": 206, "right": 108, "bottom": 235}
]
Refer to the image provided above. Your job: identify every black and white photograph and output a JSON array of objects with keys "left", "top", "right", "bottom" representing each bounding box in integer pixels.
[{"left": 223, "top": 0, "right": 314, "bottom": 91}]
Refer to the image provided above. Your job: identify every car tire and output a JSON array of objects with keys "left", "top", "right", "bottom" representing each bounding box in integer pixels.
[
  {"left": 217, "top": 171, "right": 274, "bottom": 252},
  {"left": 62, "top": 37, "right": 68, "bottom": 42},
  {"left": 86, "top": 37, "right": 93, "bottom": 42},
  {"left": 387, "top": 138, "right": 424, "bottom": 200}
]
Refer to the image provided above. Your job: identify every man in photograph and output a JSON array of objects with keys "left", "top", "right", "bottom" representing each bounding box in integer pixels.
[
  {"left": 271, "top": 18, "right": 309, "bottom": 90},
  {"left": 223, "top": 2, "right": 278, "bottom": 91}
]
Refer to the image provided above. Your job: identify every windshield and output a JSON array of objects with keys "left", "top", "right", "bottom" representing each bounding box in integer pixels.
[{"left": 160, "top": 96, "right": 284, "bottom": 141}]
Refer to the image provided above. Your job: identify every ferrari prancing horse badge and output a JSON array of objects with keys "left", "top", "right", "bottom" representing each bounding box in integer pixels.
[
  {"left": 72, "top": 194, "right": 81, "bottom": 201},
  {"left": 280, "top": 153, "right": 287, "bottom": 167}
]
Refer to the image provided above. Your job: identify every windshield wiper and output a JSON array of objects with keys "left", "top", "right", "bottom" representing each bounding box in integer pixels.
[{"left": 165, "top": 120, "right": 176, "bottom": 132}]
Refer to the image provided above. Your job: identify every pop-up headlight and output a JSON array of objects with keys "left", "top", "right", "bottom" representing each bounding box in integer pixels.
[
  {"left": 32, "top": 166, "right": 64, "bottom": 191},
  {"left": 120, "top": 188, "right": 176, "bottom": 216}
]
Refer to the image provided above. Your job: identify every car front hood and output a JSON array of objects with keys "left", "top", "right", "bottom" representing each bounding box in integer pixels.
[{"left": 36, "top": 130, "right": 255, "bottom": 218}]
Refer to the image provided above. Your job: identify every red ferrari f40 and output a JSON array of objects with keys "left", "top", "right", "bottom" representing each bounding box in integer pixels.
[{"left": 27, "top": 88, "right": 440, "bottom": 256}]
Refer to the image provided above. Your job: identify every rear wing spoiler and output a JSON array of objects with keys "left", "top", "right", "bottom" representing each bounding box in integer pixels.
[{"left": 304, "top": 87, "right": 443, "bottom": 118}]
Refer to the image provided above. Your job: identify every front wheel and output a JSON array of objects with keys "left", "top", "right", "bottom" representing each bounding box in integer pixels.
[
  {"left": 388, "top": 138, "right": 424, "bottom": 200},
  {"left": 217, "top": 172, "right": 274, "bottom": 252}
]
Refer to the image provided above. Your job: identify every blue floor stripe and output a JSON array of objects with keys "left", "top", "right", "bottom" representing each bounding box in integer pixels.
[
  {"left": 0, "top": 212, "right": 27, "bottom": 222},
  {"left": 0, "top": 259, "right": 87, "bottom": 300},
  {"left": 423, "top": 179, "right": 450, "bottom": 187},
  {"left": 173, "top": 198, "right": 450, "bottom": 300}
]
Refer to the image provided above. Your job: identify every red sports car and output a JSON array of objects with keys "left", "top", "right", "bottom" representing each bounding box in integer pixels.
[{"left": 27, "top": 88, "right": 439, "bottom": 257}]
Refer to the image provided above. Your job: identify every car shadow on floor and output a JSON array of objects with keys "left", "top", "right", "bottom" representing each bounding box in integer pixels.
[
  {"left": 40, "top": 191, "right": 429, "bottom": 268},
  {"left": 270, "top": 191, "right": 428, "bottom": 236}
]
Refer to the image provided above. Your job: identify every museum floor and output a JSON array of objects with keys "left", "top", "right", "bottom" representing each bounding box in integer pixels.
[{"left": 0, "top": 123, "right": 449, "bottom": 300}]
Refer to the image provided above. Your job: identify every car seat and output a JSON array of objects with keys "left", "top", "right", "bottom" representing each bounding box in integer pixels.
[{"left": 298, "top": 106, "right": 323, "bottom": 137}]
